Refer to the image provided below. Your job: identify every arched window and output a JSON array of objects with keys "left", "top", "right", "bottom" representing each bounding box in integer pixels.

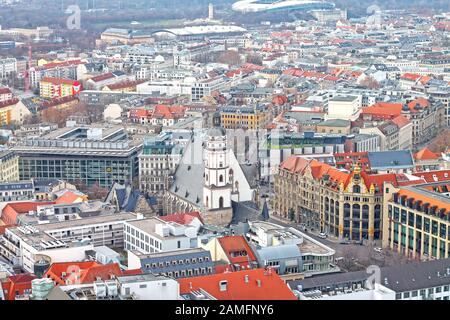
[
  {"left": 235, "top": 181, "right": 239, "bottom": 191},
  {"left": 219, "top": 197, "right": 224, "bottom": 208},
  {"left": 219, "top": 175, "right": 224, "bottom": 183},
  {"left": 344, "top": 203, "right": 351, "bottom": 219},
  {"left": 352, "top": 204, "right": 361, "bottom": 220},
  {"left": 205, "top": 174, "right": 208, "bottom": 182},
  {"left": 205, "top": 196, "right": 209, "bottom": 207},
  {"left": 353, "top": 185, "right": 361, "bottom": 193}
]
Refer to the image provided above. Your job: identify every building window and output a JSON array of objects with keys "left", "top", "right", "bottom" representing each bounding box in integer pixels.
[{"left": 219, "top": 197, "right": 224, "bottom": 209}]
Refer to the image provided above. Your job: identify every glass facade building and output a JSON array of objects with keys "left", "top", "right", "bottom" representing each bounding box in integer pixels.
[{"left": 13, "top": 127, "right": 142, "bottom": 188}]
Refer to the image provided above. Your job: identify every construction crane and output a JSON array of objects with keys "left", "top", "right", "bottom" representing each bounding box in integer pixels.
[{"left": 23, "top": 42, "right": 69, "bottom": 93}]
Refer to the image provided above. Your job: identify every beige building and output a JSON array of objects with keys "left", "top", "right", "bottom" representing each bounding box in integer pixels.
[
  {"left": 316, "top": 119, "right": 351, "bottom": 135},
  {"left": 0, "top": 151, "right": 19, "bottom": 182}
]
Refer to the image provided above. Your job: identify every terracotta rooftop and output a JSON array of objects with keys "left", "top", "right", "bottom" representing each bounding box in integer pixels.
[{"left": 178, "top": 268, "right": 297, "bottom": 300}]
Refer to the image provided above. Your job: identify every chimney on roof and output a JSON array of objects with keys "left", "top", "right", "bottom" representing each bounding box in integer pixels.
[
  {"left": 244, "top": 275, "right": 249, "bottom": 283},
  {"left": 256, "top": 279, "right": 261, "bottom": 287}
]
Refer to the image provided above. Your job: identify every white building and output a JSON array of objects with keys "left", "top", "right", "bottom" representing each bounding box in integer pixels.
[
  {"left": 297, "top": 283, "right": 396, "bottom": 300},
  {"left": 123, "top": 217, "right": 197, "bottom": 254},
  {"left": 116, "top": 274, "right": 180, "bottom": 300},
  {"left": 137, "top": 78, "right": 193, "bottom": 97},
  {"left": 0, "top": 213, "right": 140, "bottom": 272},
  {"left": 0, "top": 58, "right": 17, "bottom": 79},
  {"left": 326, "top": 95, "right": 362, "bottom": 121},
  {"left": 0, "top": 225, "right": 93, "bottom": 273},
  {"left": 59, "top": 274, "right": 180, "bottom": 300}
]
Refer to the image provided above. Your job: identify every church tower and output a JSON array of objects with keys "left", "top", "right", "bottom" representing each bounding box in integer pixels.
[{"left": 202, "top": 113, "right": 233, "bottom": 225}]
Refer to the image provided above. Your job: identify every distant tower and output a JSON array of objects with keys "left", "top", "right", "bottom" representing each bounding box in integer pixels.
[{"left": 208, "top": 3, "right": 214, "bottom": 20}]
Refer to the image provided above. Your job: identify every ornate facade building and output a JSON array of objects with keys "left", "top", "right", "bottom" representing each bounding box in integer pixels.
[{"left": 274, "top": 156, "right": 404, "bottom": 242}]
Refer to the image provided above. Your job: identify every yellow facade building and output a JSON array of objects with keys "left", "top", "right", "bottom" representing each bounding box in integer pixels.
[
  {"left": 39, "top": 77, "right": 81, "bottom": 99},
  {"left": 220, "top": 105, "right": 270, "bottom": 130},
  {"left": 0, "top": 151, "right": 19, "bottom": 182}
]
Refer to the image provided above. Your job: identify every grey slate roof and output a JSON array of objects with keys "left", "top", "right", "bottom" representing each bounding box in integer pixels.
[
  {"left": 368, "top": 150, "right": 414, "bottom": 170},
  {"left": 231, "top": 201, "right": 261, "bottom": 225},
  {"left": 288, "top": 259, "right": 450, "bottom": 293},
  {"left": 256, "top": 244, "right": 302, "bottom": 262}
]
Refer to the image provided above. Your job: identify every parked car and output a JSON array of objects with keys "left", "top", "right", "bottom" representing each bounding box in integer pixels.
[
  {"left": 318, "top": 232, "right": 327, "bottom": 239},
  {"left": 374, "top": 247, "right": 383, "bottom": 253},
  {"left": 339, "top": 240, "right": 350, "bottom": 245}
]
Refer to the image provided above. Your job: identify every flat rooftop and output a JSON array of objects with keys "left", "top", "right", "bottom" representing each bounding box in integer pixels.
[
  {"left": 131, "top": 247, "right": 206, "bottom": 259},
  {"left": 37, "top": 213, "right": 139, "bottom": 232},
  {"left": 126, "top": 217, "right": 187, "bottom": 240}
]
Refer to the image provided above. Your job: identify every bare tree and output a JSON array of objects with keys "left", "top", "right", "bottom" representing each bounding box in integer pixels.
[
  {"left": 360, "top": 75, "right": 380, "bottom": 89},
  {"left": 217, "top": 50, "right": 242, "bottom": 67},
  {"left": 87, "top": 181, "right": 109, "bottom": 200}
]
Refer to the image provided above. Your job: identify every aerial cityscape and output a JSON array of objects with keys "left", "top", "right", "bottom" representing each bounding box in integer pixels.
[{"left": 0, "top": 0, "right": 449, "bottom": 307}]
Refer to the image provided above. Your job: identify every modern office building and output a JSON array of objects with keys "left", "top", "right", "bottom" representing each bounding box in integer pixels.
[
  {"left": 123, "top": 217, "right": 198, "bottom": 254},
  {"left": 383, "top": 176, "right": 450, "bottom": 260},
  {"left": 12, "top": 126, "right": 142, "bottom": 188}
]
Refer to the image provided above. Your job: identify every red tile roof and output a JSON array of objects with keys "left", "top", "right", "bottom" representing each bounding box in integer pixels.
[
  {"left": 44, "top": 262, "right": 123, "bottom": 285},
  {"left": 106, "top": 80, "right": 145, "bottom": 90},
  {"left": 0, "top": 98, "right": 19, "bottom": 109},
  {"left": 413, "top": 170, "right": 450, "bottom": 183},
  {"left": 1, "top": 201, "right": 55, "bottom": 225},
  {"left": 361, "top": 102, "right": 403, "bottom": 119},
  {"left": 391, "top": 115, "right": 411, "bottom": 128},
  {"left": 55, "top": 190, "right": 86, "bottom": 204},
  {"left": 151, "top": 105, "right": 186, "bottom": 120},
  {"left": 160, "top": 212, "right": 204, "bottom": 225},
  {"left": 40, "top": 95, "right": 79, "bottom": 109},
  {"left": 39, "top": 60, "right": 84, "bottom": 71},
  {"left": 41, "top": 77, "right": 79, "bottom": 86},
  {"left": 280, "top": 156, "right": 402, "bottom": 192},
  {"left": 0, "top": 87, "right": 12, "bottom": 95},
  {"left": 414, "top": 147, "right": 441, "bottom": 161},
  {"left": 397, "top": 189, "right": 450, "bottom": 213},
  {"left": 401, "top": 73, "right": 421, "bottom": 81},
  {"left": 130, "top": 108, "right": 151, "bottom": 119},
  {"left": 272, "top": 95, "right": 288, "bottom": 105},
  {"left": 2, "top": 273, "right": 37, "bottom": 300},
  {"left": 217, "top": 236, "right": 258, "bottom": 267},
  {"left": 89, "top": 72, "right": 114, "bottom": 82},
  {"left": 178, "top": 268, "right": 297, "bottom": 300}
]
